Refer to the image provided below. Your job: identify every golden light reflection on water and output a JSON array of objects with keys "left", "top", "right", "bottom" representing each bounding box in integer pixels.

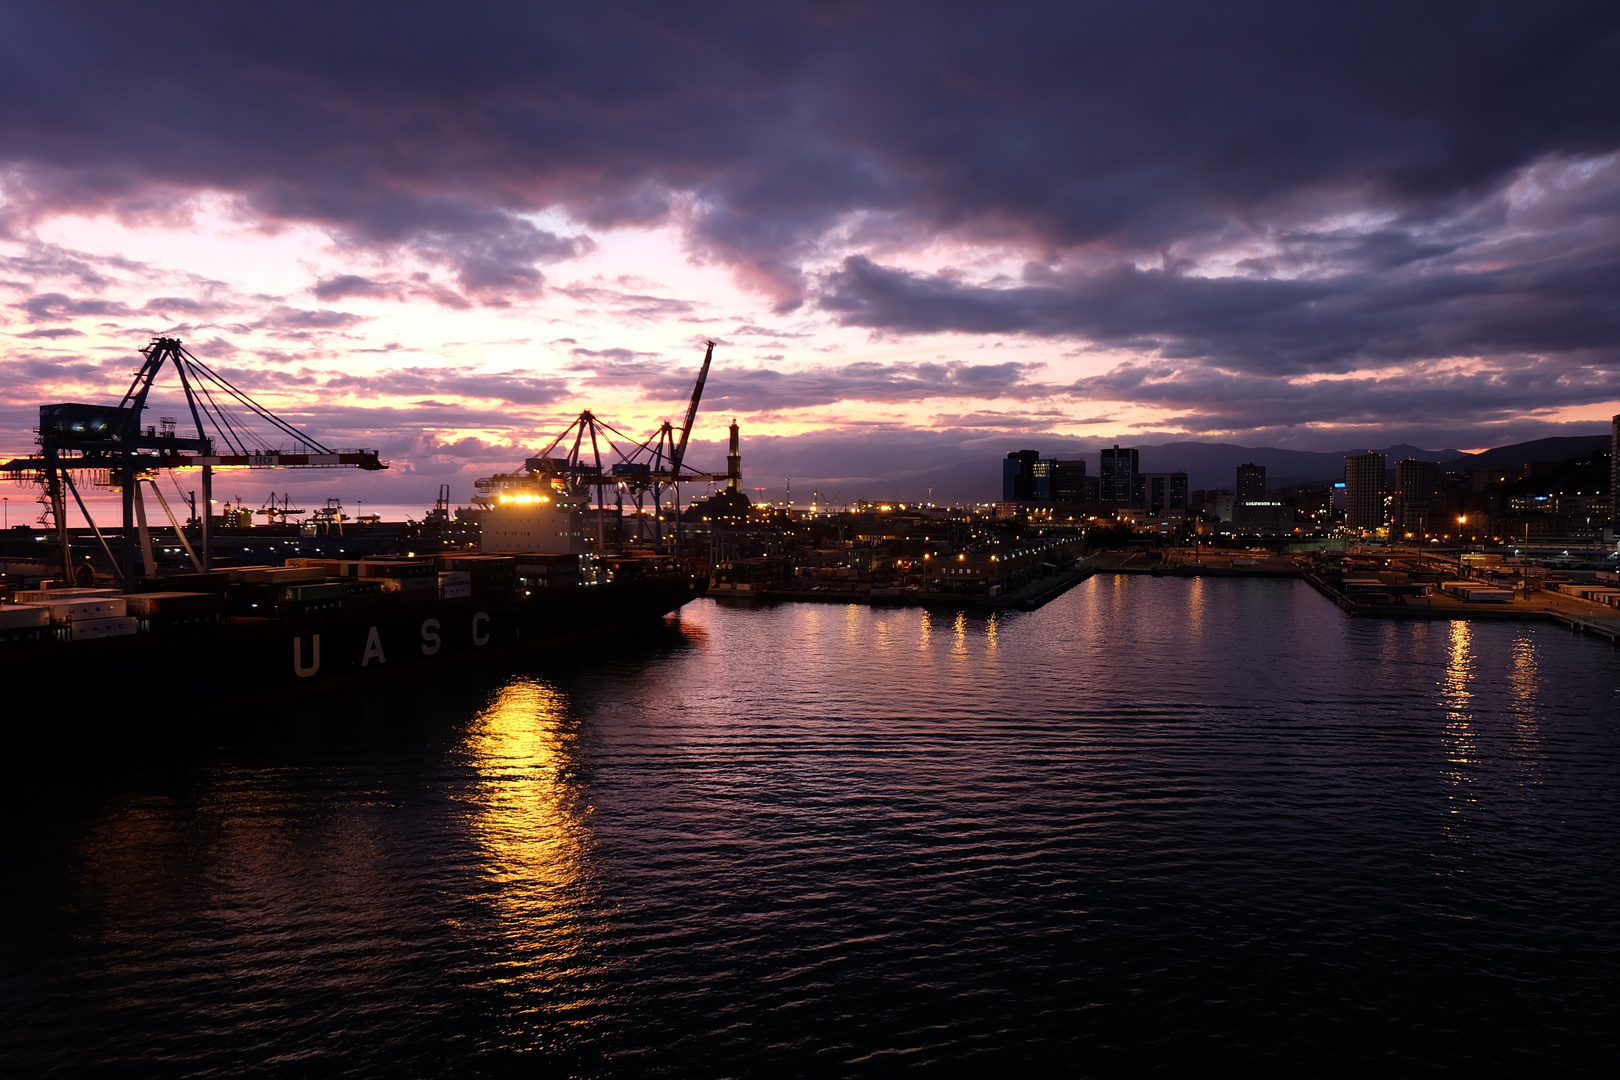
[
  {"left": 1187, "top": 577, "right": 1205, "bottom": 637},
  {"left": 1440, "top": 621, "right": 1478, "bottom": 808},
  {"left": 461, "top": 678, "right": 598, "bottom": 996},
  {"left": 985, "top": 612, "right": 998, "bottom": 653},
  {"left": 1441, "top": 621, "right": 1474, "bottom": 724},
  {"left": 952, "top": 610, "right": 968, "bottom": 654}
]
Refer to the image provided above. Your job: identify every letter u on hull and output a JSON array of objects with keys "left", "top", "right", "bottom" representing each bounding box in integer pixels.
[{"left": 293, "top": 634, "right": 321, "bottom": 677}]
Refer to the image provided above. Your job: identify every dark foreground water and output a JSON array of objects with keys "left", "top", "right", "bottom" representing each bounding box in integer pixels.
[{"left": 3, "top": 577, "right": 1619, "bottom": 1076}]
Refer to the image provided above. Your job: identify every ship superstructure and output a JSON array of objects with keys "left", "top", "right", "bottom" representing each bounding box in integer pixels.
[{"left": 476, "top": 471, "right": 590, "bottom": 554}]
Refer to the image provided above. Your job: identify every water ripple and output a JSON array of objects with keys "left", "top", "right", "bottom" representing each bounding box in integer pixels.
[{"left": 2, "top": 578, "right": 1617, "bottom": 1076}]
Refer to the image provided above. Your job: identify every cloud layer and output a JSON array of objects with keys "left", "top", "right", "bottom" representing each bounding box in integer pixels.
[{"left": 1, "top": 0, "right": 1618, "bottom": 496}]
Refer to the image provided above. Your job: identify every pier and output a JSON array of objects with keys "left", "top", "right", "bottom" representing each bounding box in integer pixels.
[{"left": 711, "top": 560, "right": 1095, "bottom": 611}]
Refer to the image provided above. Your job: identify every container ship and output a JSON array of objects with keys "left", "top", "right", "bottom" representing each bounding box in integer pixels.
[
  {"left": 0, "top": 552, "right": 705, "bottom": 697},
  {"left": 0, "top": 339, "right": 727, "bottom": 698}
]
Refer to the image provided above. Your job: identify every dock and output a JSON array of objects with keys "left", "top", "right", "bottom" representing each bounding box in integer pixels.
[
  {"left": 710, "top": 561, "right": 1095, "bottom": 612},
  {"left": 1299, "top": 567, "right": 1620, "bottom": 643}
]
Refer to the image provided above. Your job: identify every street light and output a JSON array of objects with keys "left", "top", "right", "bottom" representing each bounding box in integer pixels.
[{"left": 1457, "top": 514, "right": 1467, "bottom": 577}]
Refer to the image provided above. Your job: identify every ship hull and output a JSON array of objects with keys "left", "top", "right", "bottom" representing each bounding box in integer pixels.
[{"left": 2, "top": 577, "right": 706, "bottom": 703}]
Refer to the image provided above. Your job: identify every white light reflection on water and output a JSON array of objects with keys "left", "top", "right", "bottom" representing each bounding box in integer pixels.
[
  {"left": 844, "top": 602, "right": 863, "bottom": 650},
  {"left": 1508, "top": 633, "right": 1544, "bottom": 780}
]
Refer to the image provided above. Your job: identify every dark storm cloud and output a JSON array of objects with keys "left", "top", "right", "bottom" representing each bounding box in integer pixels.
[
  {"left": 1076, "top": 355, "right": 1620, "bottom": 433},
  {"left": 732, "top": 324, "right": 811, "bottom": 339},
  {"left": 11, "top": 327, "right": 84, "bottom": 339},
  {"left": 3, "top": 2, "right": 1616, "bottom": 297},
  {"left": 312, "top": 274, "right": 481, "bottom": 309},
  {"left": 312, "top": 275, "right": 393, "bottom": 301},
  {"left": 253, "top": 307, "right": 368, "bottom": 331},
  {"left": 551, "top": 285, "right": 697, "bottom": 319},
  {"left": 142, "top": 296, "right": 220, "bottom": 313},
  {"left": 930, "top": 409, "right": 1077, "bottom": 429},
  {"left": 568, "top": 347, "right": 664, "bottom": 364},
  {"left": 2, "top": 0, "right": 1619, "bottom": 441},
  {"left": 3, "top": 355, "right": 106, "bottom": 383},
  {"left": 820, "top": 219, "right": 1620, "bottom": 373},
  {"left": 315, "top": 366, "right": 571, "bottom": 407},
  {"left": 0, "top": 242, "right": 137, "bottom": 290},
  {"left": 16, "top": 292, "right": 134, "bottom": 321},
  {"left": 574, "top": 356, "right": 1047, "bottom": 410}
]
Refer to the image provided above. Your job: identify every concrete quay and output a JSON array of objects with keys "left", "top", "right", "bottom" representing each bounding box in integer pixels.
[
  {"left": 1086, "top": 551, "right": 1301, "bottom": 577},
  {"left": 1077, "top": 550, "right": 1618, "bottom": 645},
  {"left": 708, "top": 562, "right": 1095, "bottom": 612},
  {"left": 1301, "top": 568, "right": 1620, "bottom": 643}
]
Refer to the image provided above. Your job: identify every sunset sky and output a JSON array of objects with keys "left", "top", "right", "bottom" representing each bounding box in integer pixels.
[{"left": 3, "top": 2, "right": 1618, "bottom": 511}]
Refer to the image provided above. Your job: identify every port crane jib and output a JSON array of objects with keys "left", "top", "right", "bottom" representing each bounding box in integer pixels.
[
  {"left": 0, "top": 336, "right": 386, "bottom": 586},
  {"left": 479, "top": 341, "right": 726, "bottom": 554}
]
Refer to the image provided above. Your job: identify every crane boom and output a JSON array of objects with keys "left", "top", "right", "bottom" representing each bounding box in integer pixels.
[
  {"left": 117, "top": 346, "right": 170, "bottom": 419},
  {"left": 670, "top": 340, "right": 713, "bottom": 474}
]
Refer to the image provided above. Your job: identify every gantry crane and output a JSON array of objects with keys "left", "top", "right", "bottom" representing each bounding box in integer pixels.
[
  {"left": 476, "top": 341, "right": 727, "bottom": 553},
  {"left": 0, "top": 337, "right": 384, "bottom": 587}
]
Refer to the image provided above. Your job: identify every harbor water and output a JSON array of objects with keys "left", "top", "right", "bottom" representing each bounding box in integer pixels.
[{"left": 3, "top": 576, "right": 1617, "bottom": 1075}]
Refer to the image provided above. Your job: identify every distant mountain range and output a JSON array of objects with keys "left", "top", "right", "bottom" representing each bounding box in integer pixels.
[
  {"left": 774, "top": 432, "right": 1613, "bottom": 506},
  {"left": 1436, "top": 435, "right": 1611, "bottom": 476},
  {"left": 1134, "top": 441, "right": 1459, "bottom": 491}
]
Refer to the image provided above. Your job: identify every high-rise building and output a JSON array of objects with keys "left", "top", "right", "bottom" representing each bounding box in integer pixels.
[
  {"left": 1052, "top": 459, "right": 1087, "bottom": 502},
  {"left": 1004, "top": 450, "right": 1080, "bottom": 502},
  {"left": 1392, "top": 458, "right": 1439, "bottom": 535},
  {"left": 1232, "top": 499, "right": 1293, "bottom": 534},
  {"left": 1136, "top": 472, "right": 1189, "bottom": 512},
  {"left": 1100, "top": 445, "right": 1138, "bottom": 505},
  {"left": 1002, "top": 450, "right": 1040, "bottom": 502},
  {"left": 1344, "top": 452, "right": 1387, "bottom": 531},
  {"left": 1030, "top": 457, "right": 1054, "bottom": 500},
  {"left": 1236, "top": 463, "right": 1266, "bottom": 501}
]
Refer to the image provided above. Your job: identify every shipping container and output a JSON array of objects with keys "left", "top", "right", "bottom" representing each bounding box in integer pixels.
[
  {"left": 359, "top": 560, "right": 438, "bottom": 579},
  {"left": 124, "top": 591, "right": 224, "bottom": 617},
  {"left": 282, "top": 582, "right": 345, "bottom": 603},
  {"left": 68, "top": 616, "right": 139, "bottom": 640},
  {"left": 0, "top": 606, "right": 50, "bottom": 630},
  {"left": 16, "top": 597, "right": 128, "bottom": 623},
  {"left": 163, "top": 571, "right": 232, "bottom": 592},
  {"left": 13, "top": 587, "right": 120, "bottom": 603},
  {"left": 224, "top": 566, "right": 282, "bottom": 582},
  {"left": 378, "top": 576, "right": 437, "bottom": 592}
]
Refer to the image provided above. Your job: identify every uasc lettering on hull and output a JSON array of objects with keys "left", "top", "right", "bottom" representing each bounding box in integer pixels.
[{"left": 290, "top": 610, "right": 498, "bottom": 678}]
